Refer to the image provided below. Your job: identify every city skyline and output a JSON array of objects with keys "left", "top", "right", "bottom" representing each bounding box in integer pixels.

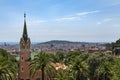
[{"left": 0, "top": 0, "right": 120, "bottom": 42}]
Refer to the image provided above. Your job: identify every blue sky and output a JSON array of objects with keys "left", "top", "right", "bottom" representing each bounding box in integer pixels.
[{"left": 0, "top": 0, "right": 120, "bottom": 42}]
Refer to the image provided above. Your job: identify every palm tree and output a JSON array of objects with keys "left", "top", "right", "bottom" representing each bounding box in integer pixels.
[
  {"left": 95, "top": 61, "right": 114, "bottom": 80},
  {"left": 0, "top": 56, "right": 17, "bottom": 80},
  {"left": 48, "top": 52, "right": 65, "bottom": 63},
  {"left": 55, "top": 52, "right": 65, "bottom": 63},
  {"left": 30, "top": 52, "right": 56, "bottom": 80},
  {"left": 0, "top": 48, "right": 18, "bottom": 80},
  {"left": 113, "top": 57, "right": 120, "bottom": 79},
  {"left": 70, "top": 57, "right": 89, "bottom": 80},
  {"left": 86, "top": 52, "right": 116, "bottom": 80},
  {"left": 54, "top": 70, "right": 69, "bottom": 80},
  {"left": 64, "top": 51, "right": 82, "bottom": 66}
]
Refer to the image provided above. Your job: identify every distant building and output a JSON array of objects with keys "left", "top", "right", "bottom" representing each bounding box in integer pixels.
[{"left": 18, "top": 14, "right": 41, "bottom": 80}]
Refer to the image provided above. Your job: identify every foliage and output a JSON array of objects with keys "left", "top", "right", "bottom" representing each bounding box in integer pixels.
[
  {"left": 49, "top": 52, "right": 65, "bottom": 63},
  {"left": 54, "top": 70, "right": 69, "bottom": 80},
  {"left": 30, "top": 52, "right": 56, "bottom": 80},
  {"left": 70, "top": 57, "right": 89, "bottom": 80},
  {"left": 60, "top": 51, "right": 120, "bottom": 80},
  {"left": 29, "top": 50, "right": 120, "bottom": 80},
  {"left": 0, "top": 48, "right": 18, "bottom": 80}
]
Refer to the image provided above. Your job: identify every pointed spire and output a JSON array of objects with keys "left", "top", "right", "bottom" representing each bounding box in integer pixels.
[{"left": 23, "top": 13, "right": 28, "bottom": 42}]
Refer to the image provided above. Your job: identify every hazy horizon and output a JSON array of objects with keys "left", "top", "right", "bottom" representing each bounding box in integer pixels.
[
  {"left": 0, "top": 40, "right": 112, "bottom": 44},
  {"left": 0, "top": 0, "right": 120, "bottom": 42}
]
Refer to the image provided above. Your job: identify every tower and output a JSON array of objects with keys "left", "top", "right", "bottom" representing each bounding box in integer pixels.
[
  {"left": 18, "top": 14, "right": 41, "bottom": 80},
  {"left": 18, "top": 13, "right": 31, "bottom": 80}
]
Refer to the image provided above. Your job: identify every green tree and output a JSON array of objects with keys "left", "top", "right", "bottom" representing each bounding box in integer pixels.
[
  {"left": 95, "top": 61, "right": 114, "bottom": 80},
  {"left": 30, "top": 52, "right": 56, "bottom": 80},
  {"left": 49, "top": 52, "right": 65, "bottom": 63},
  {"left": 63, "top": 51, "right": 89, "bottom": 80},
  {"left": 64, "top": 51, "right": 82, "bottom": 65},
  {"left": 0, "top": 48, "right": 18, "bottom": 80},
  {"left": 70, "top": 57, "right": 89, "bottom": 80},
  {"left": 112, "top": 57, "right": 120, "bottom": 80},
  {"left": 54, "top": 70, "right": 69, "bottom": 80},
  {"left": 87, "top": 52, "right": 115, "bottom": 80}
]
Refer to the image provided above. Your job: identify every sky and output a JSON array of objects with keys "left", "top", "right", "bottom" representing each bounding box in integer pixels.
[{"left": 0, "top": 0, "right": 120, "bottom": 42}]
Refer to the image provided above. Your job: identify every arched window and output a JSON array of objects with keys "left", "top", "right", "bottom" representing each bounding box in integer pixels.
[
  {"left": 21, "top": 66, "right": 24, "bottom": 72},
  {"left": 21, "top": 56, "right": 24, "bottom": 61}
]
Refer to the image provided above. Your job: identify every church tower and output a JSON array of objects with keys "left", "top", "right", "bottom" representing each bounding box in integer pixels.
[{"left": 18, "top": 13, "right": 31, "bottom": 80}]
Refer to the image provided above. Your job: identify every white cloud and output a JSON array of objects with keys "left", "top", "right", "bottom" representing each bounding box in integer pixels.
[
  {"left": 76, "top": 10, "right": 100, "bottom": 16},
  {"left": 97, "top": 18, "right": 112, "bottom": 25},
  {"left": 55, "top": 17, "right": 77, "bottom": 21},
  {"left": 55, "top": 10, "right": 99, "bottom": 22}
]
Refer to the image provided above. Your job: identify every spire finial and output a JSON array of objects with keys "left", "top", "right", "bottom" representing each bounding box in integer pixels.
[{"left": 24, "top": 13, "right": 26, "bottom": 18}]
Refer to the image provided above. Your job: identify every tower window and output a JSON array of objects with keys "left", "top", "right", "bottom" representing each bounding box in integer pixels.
[
  {"left": 21, "top": 66, "right": 24, "bottom": 72},
  {"left": 21, "top": 56, "right": 24, "bottom": 61}
]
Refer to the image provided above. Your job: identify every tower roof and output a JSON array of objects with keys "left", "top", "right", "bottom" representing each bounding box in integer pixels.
[{"left": 23, "top": 13, "right": 28, "bottom": 42}]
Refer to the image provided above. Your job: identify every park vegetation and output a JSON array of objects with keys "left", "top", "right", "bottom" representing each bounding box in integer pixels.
[
  {"left": 0, "top": 48, "right": 120, "bottom": 80},
  {"left": 30, "top": 51, "right": 120, "bottom": 80},
  {"left": 0, "top": 48, "right": 18, "bottom": 80}
]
